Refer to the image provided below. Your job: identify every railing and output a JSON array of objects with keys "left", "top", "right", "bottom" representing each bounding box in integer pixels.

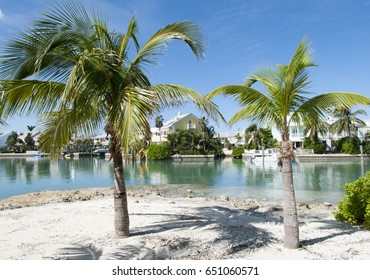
[
  {"left": 290, "top": 133, "right": 304, "bottom": 138},
  {"left": 187, "top": 124, "right": 196, "bottom": 130}
]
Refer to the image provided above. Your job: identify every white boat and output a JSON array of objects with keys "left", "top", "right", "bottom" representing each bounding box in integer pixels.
[
  {"left": 249, "top": 149, "right": 280, "bottom": 165},
  {"left": 249, "top": 154, "right": 278, "bottom": 164}
]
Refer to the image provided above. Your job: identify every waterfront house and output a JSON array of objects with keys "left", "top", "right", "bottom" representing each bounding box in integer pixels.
[{"left": 151, "top": 112, "right": 201, "bottom": 144}]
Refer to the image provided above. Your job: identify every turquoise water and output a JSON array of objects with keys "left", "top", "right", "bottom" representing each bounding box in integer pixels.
[{"left": 0, "top": 157, "right": 368, "bottom": 203}]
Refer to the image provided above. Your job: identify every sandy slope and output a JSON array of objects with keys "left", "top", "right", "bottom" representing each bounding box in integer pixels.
[{"left": 0, "top": 188, "right": 369, "bottom": 260}]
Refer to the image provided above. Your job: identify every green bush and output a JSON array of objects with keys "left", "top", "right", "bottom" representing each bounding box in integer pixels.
[
  {"left": 146, "top": 144, "right": 171, "bottom": 160},
  {"left": 335, "top": 136, "right": 360, "bottom": 154},
  {"left": 232, "top": 146, "right": 244, "bottom": 158},
  {"left": 363, "top": 141, "right": 370, "bottom": 154},
  {"left": 335, "top": 172, "right": 370, "bottom": 228},
  {"left": 303, "top": 138, "right": 325, "bottom": 154}
]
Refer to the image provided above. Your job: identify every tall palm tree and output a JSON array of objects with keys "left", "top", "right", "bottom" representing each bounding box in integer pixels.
[
  {"left": 198, "top": 116, "right": 208, "bottom": 150},
  {"left": 0, "top": 1, "right": 221, "bottom": 237},
  {"left": 208, "top": 38, "right": 370, "bottom": 248},
  {"left": 154, "top": 115, "right": 164, "bottom": 143},
  {"left": 330, "top": 106, "right": 367, "bottom": 137}
]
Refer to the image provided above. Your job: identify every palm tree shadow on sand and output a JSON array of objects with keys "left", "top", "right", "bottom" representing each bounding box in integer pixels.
[
  {"left": 299, "top": 216, "right": 364, "bottom": 247},
  {"left": 44, "top": 205, "right": 286, "bottom": 260}
]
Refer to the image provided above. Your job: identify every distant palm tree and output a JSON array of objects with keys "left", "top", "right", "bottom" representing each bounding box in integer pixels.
[
  {"left": 198, "top": 116, "right": 208, "bottom": 150},
  {"left": 6, "top": 131, "right": 22, "bottom": 152},
  {"left": 208, "top": 38, "right": 370, "bottom": 249},
  {"left": 245, "top": 124, "right": 262, "bottom": 149},
  {"left": 330, "top": 106, "right": 367, "bottom": 137},
  {"left": 154, "top": 115, "right": 164, "bottom": 143},
  {"left": 27, "top": 125, "right": 36, "bottom": 132},
  {"left": 304, "top": 118, "right": 330, "bottom": 142},
  {"left": 0, "top": 1, "right": 221, "bottom": 237}
]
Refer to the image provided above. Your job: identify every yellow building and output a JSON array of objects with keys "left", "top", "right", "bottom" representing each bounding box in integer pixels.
[{"left": 151, "top": 112, "right": 201, "bottom": 143}]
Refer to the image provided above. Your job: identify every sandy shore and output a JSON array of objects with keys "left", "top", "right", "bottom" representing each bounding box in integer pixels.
[{"left": 0, "top": 187, "right": 369, "bottom": 260}]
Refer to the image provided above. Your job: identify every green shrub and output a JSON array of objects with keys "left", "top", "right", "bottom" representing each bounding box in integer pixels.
[
  {"left": 335, "top": 136, "right": 360, "bottom": 154},
  {"left": 363, "top": 141, "right": 370, "bottom": 154},
  {"left": 335, "top": 172, "right": 370, "bottom": 228},
  {"left": 232, "top": 146, "right": 244, "bottom": 158},
  {"left": 146, "top": 144, "right": 171, "bottom": 160},
  {"left": 303, "top": 138, "right": 325, "bottom": 154}
]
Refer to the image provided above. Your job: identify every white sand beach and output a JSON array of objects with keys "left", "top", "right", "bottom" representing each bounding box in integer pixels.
[{"left": 0, "top": 187, "right": 369, "bottom": 260}]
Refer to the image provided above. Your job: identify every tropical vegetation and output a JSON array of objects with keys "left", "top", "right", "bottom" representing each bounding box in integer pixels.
[
  {"left": 244, "top": 124, "right": 277, "bottom": 150},
  {"left": 330, "top": 106, "right": 367, "bottom": 137},
  {"left": 5, "top": 131, "right": 24, "bottom": 152},
  {"left": 334, "top": 136, "right": 361, "bottom": 154},
  {"left": 154, "top": 115, "right": 164, "bottom": 143},
  {"left": 335, "top": 172, "right": 370, "bottom": 228},
  {"left": 231, "top": 146, "right": 244, "bottom": 158},
  {"left": 166, "top": 123, "right": 222, "bottom": 156},
  {"left": 146, "top": 143, "right": 172, "bottom": 160},
  {"left": 0, "top": 1, "right": 221, "bottom": 237},
  {"left": 207, "top": 38, "right": 370, "bottom": 248}
]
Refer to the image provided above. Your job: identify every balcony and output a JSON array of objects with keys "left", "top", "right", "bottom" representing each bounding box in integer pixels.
[{"left": 187, "top": 124, "right": 196, "bottom": 130}]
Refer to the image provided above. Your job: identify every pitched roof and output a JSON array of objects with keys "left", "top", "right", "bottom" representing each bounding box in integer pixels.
[{"left": 160, "top": 112, "right": 201, "bottom": 130}]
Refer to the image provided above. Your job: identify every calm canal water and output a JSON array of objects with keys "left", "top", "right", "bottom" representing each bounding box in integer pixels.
[{"left": 0, "top": 157, "right": 368, "bottom": 203}]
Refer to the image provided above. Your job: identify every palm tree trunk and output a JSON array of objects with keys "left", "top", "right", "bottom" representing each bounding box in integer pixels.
[
  {"left": 280, "top": 127, "right": 299, "bottom": 249},
  {"left": 106, "top": 124, "right": 130, "bottom": 238}
]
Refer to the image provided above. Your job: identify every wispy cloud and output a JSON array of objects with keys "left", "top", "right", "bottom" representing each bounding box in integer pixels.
[{"left": 0, "top": 9, "right": 4, "bottom": 20}]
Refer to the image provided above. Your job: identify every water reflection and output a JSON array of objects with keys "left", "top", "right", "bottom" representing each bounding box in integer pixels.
[{"left": 1, "top": 157, "right": 369, "bottom": 203}]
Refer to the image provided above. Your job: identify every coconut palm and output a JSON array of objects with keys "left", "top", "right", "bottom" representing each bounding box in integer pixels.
[
  {"left": 330, "top": 106, "right": 367, "bottom": 137},
  {"left": 198, "top": 116, "right": 208, "bottom": 150},
  {"left": 154, "top": 115, "right": 164, "bottom": 143},
  {"left": 0, "top": 1, "right": 221, "bottom": 237},
  {"left": 27, "top": 125, "right": 36, "bottom": 132},
  {"left": 208, "top": 38, "right": 370, "bottom": 248},
  {"left": 304, "top": 118, "right": 330, "bottom": 142},
  {"left": 245, "top": 124, "right": 262, "bottom": 149}
]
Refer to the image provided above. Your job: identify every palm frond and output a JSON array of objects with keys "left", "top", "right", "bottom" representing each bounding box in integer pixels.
[
  {"left": 118, "top": 15, "right": 139, "bottom": 56},
  {"left": 309, "top": 92, "right": 370, "bottom": 112},
  {"left": 1, "top": 80, "right": 65, "bottom": 116},
  {"left": 38, "top": 103, "right": 105, "bottom": 157},
  {"left": 208, "top": 85, "right": 279, "bottom": 126},
  {"left": 109, "top": 86, "right": 155, "bottom": 155},
  {"left": 131, "top": 21, "right": 205, "bottom": 68},
  {"left": 150, "top": 84, "right": 224, "bottom": 123}
]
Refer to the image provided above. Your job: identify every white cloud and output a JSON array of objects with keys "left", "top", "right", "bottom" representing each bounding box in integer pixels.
[{"left": 0, "top": 9, "right": 4, "bottom": 20}]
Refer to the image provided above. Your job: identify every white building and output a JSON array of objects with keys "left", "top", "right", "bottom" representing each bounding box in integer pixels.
[{"left": 218, "top": 131, "right": 245, "bottom": 146}]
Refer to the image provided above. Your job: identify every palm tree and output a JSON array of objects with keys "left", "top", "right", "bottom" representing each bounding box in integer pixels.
[
  {"left": 6, "top": 131, "right": 22, "bottom": 152},
  {"left": 0, "top": 1, "right": 221, "bottom": 237},
  {"left": 330, "top": 106, "right": 367, "bottom": 137},
  {"left": 198, "top": 116, "right": 208, "bottom": 150},
  {"left": 208, "top": 38, "right": 370, "bottom": 248},
  {"left": 27, "top": 125, "right": 36, "bottom": 132},
  {"left": 304, "top": 119, "right": 330, "bottom": 142},
  {"left": 154, "top": 115, "right": 164, "bottom": 143},
  {"left": 245, "top": 124, "right": 262, "bottom": 149}
]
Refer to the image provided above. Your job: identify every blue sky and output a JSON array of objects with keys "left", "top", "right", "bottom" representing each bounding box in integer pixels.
[{"left": 1, "top": 0, "right": 370, "bottom": 134}]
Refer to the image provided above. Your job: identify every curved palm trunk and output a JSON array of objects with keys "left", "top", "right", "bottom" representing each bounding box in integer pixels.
[
  {"left": 106, "top": 124, "right": 130, "bottom": 238},
  {"left": 280, "top": 127, "right": 299, "bottom": 249}
]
